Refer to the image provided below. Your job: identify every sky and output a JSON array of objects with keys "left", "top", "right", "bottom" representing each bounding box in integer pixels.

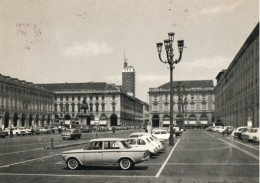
[{"left": 0, "top": 0, "right": 259, "bottom": 102}]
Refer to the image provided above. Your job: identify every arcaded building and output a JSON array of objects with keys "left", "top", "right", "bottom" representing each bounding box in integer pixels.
[
  {"left": 214, "top": 23, "right": 259, "bottom": 127},
  {"left": 0, "top": 74, "right": 54, "bottom": 129},
  {"left": 38, "top": 82, "right": 148, "bottom": 128},
  {"left": 149, "top": 80, "right": 215, "bottom": 128}
]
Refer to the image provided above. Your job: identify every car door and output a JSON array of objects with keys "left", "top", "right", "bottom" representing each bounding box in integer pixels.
[
  {"left": 83, "top": 141, "right": 103, "bottom": 165},
  {"left": 102, "top": 141, "right": 120, "bottom": 165}
]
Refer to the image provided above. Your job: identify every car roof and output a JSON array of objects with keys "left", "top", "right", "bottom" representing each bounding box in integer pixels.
[
  {"left": 127, "top": 136, "right": 147, "bottom": 140},
  {"left": 90, "top": 138, "right": 127, "bottom": 142},
  {"left": 153, "top": 129, "right": 167, "bottom": 132},
  {"left": 130, "top": 132, "right": 149, "bottom": 135}
]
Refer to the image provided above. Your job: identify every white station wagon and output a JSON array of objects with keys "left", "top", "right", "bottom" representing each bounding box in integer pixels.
[{"left": 61, "top": 138, "right": 150, "bottom": 170}]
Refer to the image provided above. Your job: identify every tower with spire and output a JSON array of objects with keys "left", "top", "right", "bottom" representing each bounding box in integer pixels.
[{"left": 122, "top": 50, "right": 136, "bottom": 97}]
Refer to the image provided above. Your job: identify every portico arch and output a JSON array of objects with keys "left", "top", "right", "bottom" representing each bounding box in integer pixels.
[
  {"left": 152, "top": 115, "right": 159, "bottom": 127},
  {"left": 41, "top": 115, "right": 45, "bottom": 127},
  {"left": 110, "top": 114, "right": 118, "bottom": 126},
  {"left": 21, "top": 113, "right": 26, "bottom": 127},
  {"left": 13, "top": 112, "right": 18, "bottom": 127},
  {"left": 3, "top": 111, "right": 9, "bottom": 128},
  {"left": 28, "top": 114, "right": 33, "bottom": 127}
]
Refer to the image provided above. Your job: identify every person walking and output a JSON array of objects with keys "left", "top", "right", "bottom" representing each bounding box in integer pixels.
[{"left": 10, "top": 127, "right": 13, "bottom": 138}]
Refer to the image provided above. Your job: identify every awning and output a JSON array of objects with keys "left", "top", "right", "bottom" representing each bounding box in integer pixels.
[
  {"left": 200, "top": 120, "right": 208, "bottom": 124},
  {"left": 163, "top": 121, "right": 170, "bottom": 125},
  {"left": 65, "top": 120, "right": 71, "bottom": 125},
  {"left": 189, "top": 120, "right": 196, "bottom": 125}
]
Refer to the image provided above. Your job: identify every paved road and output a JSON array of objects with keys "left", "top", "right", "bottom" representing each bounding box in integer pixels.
[{"left": 0, "top": 129, "right": 258, "bottom": 183}]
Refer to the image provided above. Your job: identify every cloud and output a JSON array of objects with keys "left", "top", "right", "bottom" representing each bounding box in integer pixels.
[
  {"left": 200, "top": 2, "right": 241, "bottom": 15},
  {"left": 62, "top": 41, "right": 114, "bottom": 57}
]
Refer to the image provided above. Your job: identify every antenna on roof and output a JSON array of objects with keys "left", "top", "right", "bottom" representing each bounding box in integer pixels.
[{"left": 124, "top": 49, "right": 128, "bottom": 67}]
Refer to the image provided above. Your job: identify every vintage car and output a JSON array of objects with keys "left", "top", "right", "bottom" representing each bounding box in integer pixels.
[
  {"left": 172, "top": 127, "right": 182, "bottom": 136},
  {"left": 241, "top": 128, "right": 254, "bottom": 140},
  {"left": 127, "top": 136, "right": 158, "bottom": 155},
  {"left": 233, "top": 126, "right": 250, "bottom": 139},
  {"left": 246, "top": 128, "right": 259, "bottom": 142},
  {"left": 0, "top": 128, "right": 8, "bottom": 138},
  {"left": 221, "top": 126, "right": 234, "bottom": 136},
  {"left": 152, "top": 130, "right": 170, "bottom": 141},
  {"left": 19, "top": 127, "right": 32, "bottom": 135},
  {"left": 252, "top": 132, "right": 259, "bottom": 143},
  {"left": 4, "top": 127, "right": 26, "bottom": 136},
  {"left": 61, "top": 138, "right": 150, "bottom": 170},
  {"left": 129, "top": 132, "right": 165, "bottom": 152},
  {"left": 62, "top": 129, "right": 81, "bottom": 140}
]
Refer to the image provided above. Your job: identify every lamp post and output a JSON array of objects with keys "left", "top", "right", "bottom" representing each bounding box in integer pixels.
[
  {"left": 63, "top": 104, "right": 66, "bottom": 127},
  {"left": 156, "top": 32, "right": 184, "bottom": 146}
]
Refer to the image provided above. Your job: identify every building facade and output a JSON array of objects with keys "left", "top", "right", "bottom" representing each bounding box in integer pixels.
[
  {"left": 0, "top": 74, "right": 54, "bottom": 129},
  {"left": 149, "top": 80, "right": 215, "bottom": 128},
  {"left": 122, "top": 57, "right": 136, "bottom": 97},
  {"left": 39, "top": 82, "right": 148, "bottom": 128},
  {"left": 214, "top": 23, "right": 259, "bottom": 127}
]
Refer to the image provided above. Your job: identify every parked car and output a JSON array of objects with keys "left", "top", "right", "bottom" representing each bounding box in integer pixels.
[
  {"left": 218, "top": 126, "right": 233, "bottom": 134},
  {"left": 4, "top": 127, "right": 26, "bottom": 136},
  {"left": 245, "top": 128, "right": 259, "bottom": 142},
  {"left": 172, "top": 127, "right": 182, "bottom": 136},
  {"left": 19, "top": 127, "right": 32, "bottom": 135},
  {"left": 0, "top": 128, "right": 8, "bottom": 138},
  {"left": 62, "top": 129, "right": 81, "bottom": 140},
  {"left": 127, "top": 136, "right": 158, "bottom": 155},
  {"left": 252, "top": 132, "right": 259, "bottom": 143},
  {"left": 129, "top": 132, "right": 165, "bottom": 152},
  {"left": 81, "top": 126, "right": 91, "bottom": 133},
  {"left": 61, "top": 138, "right": 150, "bottom": 170},
  {"left": 221, "top": 126, "right": 234, "bottom": 136},
  {"left": 152, "top": 130, "right": 170, "bottom": 141},
  {"left": 233, "top": 126, "right": 251, "bottom": 139},
  {"left": 241, "top": 128, "right": 254, "bottom": 140},
  {"left": 213, "top": 126, "right": 223, "bottom": 132}
]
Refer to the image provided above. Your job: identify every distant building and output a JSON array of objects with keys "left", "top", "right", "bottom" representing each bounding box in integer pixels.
[
  {"left": 38, "top": 82, "right": 148, "bottom": 128},
  {"left": 214, "top": 23, "right": 259, "bottom": 127},
  {"left": 0, "top": 74, "right": 54, "bottom": 129},
  {"left": 149, "top": 80, "right": 215, "bottom": 128},
  {"left": 122, "top": 55, "right": 136, "bottom": 97}
]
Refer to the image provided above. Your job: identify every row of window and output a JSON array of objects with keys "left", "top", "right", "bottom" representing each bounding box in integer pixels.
[
  {"left": 0, "top": 84, "right": 53, "bottom": 100},
  {"left": 151, "top": 103, "right": 213, "bottom": 111},
  {"left": 54, "top": 103, "right": 116, "bottom": 113},
  {"left": 55, "top": 95, "right": 116, "bottom": 102},
  {"left": 151, "top": 94, "right": 214, "bottom": 101}
]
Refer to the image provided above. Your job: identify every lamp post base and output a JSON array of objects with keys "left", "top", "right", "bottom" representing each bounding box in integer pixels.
[{"left": 169, "top": 137, "right": 175, "bottom": 146}]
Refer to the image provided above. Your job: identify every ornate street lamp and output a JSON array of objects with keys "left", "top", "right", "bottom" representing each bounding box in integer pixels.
[{"left": 156, "top": 33, "right": 184, "bottom": 146}]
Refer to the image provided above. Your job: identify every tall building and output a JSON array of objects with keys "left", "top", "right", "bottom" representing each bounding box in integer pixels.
[
  {"left": 149, "top": 80, "right": 215, "bottom": 128},
  {"left": 214, "top": 23, "right": 259, "bottom": 127},
  {"left": 0, "top": 74, "right": 54, "bottom": 129},
  {"left": 122, "top": 53, "right": 136, "bottom": 97}
]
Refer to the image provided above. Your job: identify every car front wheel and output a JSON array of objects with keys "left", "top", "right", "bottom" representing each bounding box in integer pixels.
[
  {"left": 67, "top": 158, "right": 80, "bottom": 170},
  {"left": 119, "top": 158, "right": 133, "bottom": 170}
]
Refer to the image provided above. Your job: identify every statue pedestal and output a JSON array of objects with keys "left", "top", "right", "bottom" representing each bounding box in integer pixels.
[{"left": 78, "top": 113, "right": 90, "bottom": 126}]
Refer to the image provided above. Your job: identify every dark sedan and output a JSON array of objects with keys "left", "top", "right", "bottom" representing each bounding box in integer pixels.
[{"left": 62, "top": 129, "right": 81, "bottom": 140}]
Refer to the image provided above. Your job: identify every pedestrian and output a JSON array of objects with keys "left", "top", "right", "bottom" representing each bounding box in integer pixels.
[
  {"left": 10, "top": 127, "right": 13, "bottom": 138},
  {"left": 112, "top": 127, "right": 116, "bottom": 134}
]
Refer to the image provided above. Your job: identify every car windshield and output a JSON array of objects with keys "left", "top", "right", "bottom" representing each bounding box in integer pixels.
[
  {"left": 121, "top": 141, "right": 131, "bottom": 149},
  {"left": 161, "top": 131, "right": 167, "bottom": 134},
  {"left": 129, "top": 135, "right": 139, "bottom": 138}
]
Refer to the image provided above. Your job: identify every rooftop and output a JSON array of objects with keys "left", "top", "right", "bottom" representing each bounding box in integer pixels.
[
  {"left": 37, "top": 82, "right": 119, "bottom": 91},
  {"left": 158, "top": 80, "right": 214, "bottom": 89}
]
